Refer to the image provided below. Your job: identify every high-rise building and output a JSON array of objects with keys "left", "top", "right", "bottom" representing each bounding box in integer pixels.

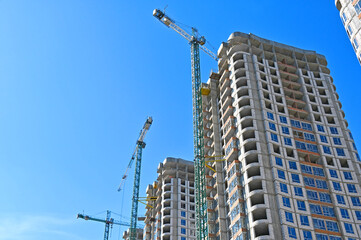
[
  {"left": 122, "top": 228, "right": 143, "bottom": 240},
  {"left": 143, "top": 157, "right": 197, "bottom": 240},
  {"left": 201, "top": 32, "right": 361, "bottom": 240},
  {"left": 335, "top": 0, "right": 361, "bottom": 63}
]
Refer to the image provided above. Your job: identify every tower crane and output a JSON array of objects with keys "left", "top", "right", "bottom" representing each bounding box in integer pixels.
[
  {"left": 153, "top": 9, "right": 218, "bottom": 240},
  {"left": 117, "top": 117, "right": 153, "bottom": 240},
  {"left": 77, "top": 210, "right": 131, "bottom": 240}
]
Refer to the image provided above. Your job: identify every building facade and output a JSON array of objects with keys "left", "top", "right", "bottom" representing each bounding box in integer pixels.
[
  {"left": 122, "top": 228, "right": 143, "bottom": 240},
  {"left": 143, "top": 157, "right": 197, "bottom": 240},
  {"left": 201, "top": 32, "right": 361, "bottom": 240},
  {"left": 335, "top": 0, "right": 361, "bottom": 63}
]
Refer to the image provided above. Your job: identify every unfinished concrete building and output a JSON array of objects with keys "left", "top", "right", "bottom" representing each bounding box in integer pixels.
[
  {"left": 335, "top": 0, "right": 361, "bottom": 64},
  {"left": 143, "top": 157, "right": 196, "bottom": 240},
  {"left": 201, "top": 32, "right": 361, "bottom": 240},
  {"left": 122, "top": 228, "right": 143, "bottom": 240}
]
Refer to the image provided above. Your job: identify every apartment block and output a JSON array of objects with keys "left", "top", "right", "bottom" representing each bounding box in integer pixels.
[
  {"left": 122, "top": 228, "right": 143, "bottom": 240},
  {"left": 143, "top": 157, "right": 197, "bottom": 240},
  {"left": 336, "top": 0, "right": 361, "bottom": 63},
  {"left": 201, "top": 32, "right": 361, "bottom": 240}
]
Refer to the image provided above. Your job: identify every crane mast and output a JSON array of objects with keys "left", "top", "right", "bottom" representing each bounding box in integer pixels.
[
  {"left": 153, "top": 9, "right": 217, "bottom": 240},
  {"left": 118, "top": 117, "right": 153, "bottom": 240}
]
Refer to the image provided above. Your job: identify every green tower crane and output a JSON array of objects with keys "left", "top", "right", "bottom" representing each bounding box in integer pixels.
[
  {"left": 117, "top": 117, "right": 153, "bottom": 240},
  {"left": 153, "top": 9, "right": 217, "bottom": 240}
]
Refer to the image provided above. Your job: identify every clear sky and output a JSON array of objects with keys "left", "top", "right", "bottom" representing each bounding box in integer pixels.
[{"left": 0, "top": 1, "right": 360, "bottom": 240}]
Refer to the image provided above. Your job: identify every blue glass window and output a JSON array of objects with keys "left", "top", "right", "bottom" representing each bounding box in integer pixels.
[
  {"left": 291, "top": 119, "right": 301, "bottom": 128},
  {"left": 330, "top": 127, "right": 338, "bottom": 135},
  {"left": 313, "top": 218, "right": 326, "bottom": 230},
  {"left": 333, "top": 182, "right": 341, "bottom": 191},
  {"left": 281, "top": 126, "right": 289, "bottom": 134},
  {"left": 301, "top": 165, "right": 312, "bottom": 174},
  {"left": 285, "top": 211, "right": 293, "bottom": 223},
  {"left": 280, "top": 183, "right": 288, "bottom": 193},
  {"left": 349, "top": 132, "right": 354, "bottom": 139},
  {"left": 317, "top": 125, "right": 325, "bottom": 132},
  {"left": 181, "top": 211, "right": 186, "bottom": 217},
  {"left": 302, "top": 122, "right": 312, "bottom": 131},
  {"left": 316, "top": 179, "right": 328, "bottom": 189},
  {"left": 280, "top": 116, "right": 287, "bottom": 124},
  {"left": 347, "top": 184, "right": 357, "bottom": 193},
  {"left": 344, "top": 223, "right": 354, "bottom": 234},
  {"left": 291, "top": 174, "right": 300, "bottom": 183},
  {"left": 310, "top": 204, "right": 322, "bottom": 215},
  {"left": 269, "top": 122, "right": 276, "bottom": 131},
  {"left": 289, "top": 161, "right": 297, "bottom": 170},
  {"left": 304, "top": 177, "right": 315, "bottom": 187},
  {"left": 303, "top": 230, "right": 312, "bottom": 240},
  {"left": 181, "top": 219, "right": 186, "bottom": 225},
  {"left": 333, "top": 138, "right": 342, "bottom": 145},
  {"left": 329, "top": 169, "right": 338, "bottom": 178},
  {"left": 296, "top": 141, "right": 306, "bottom": 150},
  {"left": 297, "top": 200, "right": 306, "bottom": 211},
  {"left": 313, "top": 167, "right": 325, "bottom": 177},
  {"left": 355, "top": 211, "right": 361, "bottom": 220},
  {"left": 316, "top": 234, "right": 328, "bottom": 240},
  {"left": 306, "top": 143, "right": 318, "bottom": 153},
  {"left": 323, "top": 146, "right": 331, "bottom": 154},
  {"left": 304, "top": 133, "right": 315, "bottom": 141},
  {"left": 278, "top": 169, "right": 286, "bottom": 180},
  {"left": 336, "top": 195, "right": 345, "bottom": 205},
  {"left": 336, "top": 148, "right": 345, "bottom": 156},
  {"left": 345, "top": 172, "right": 354, "bottom": 180},
  {"left": 284, "top": 137, "right": 292, "bottom": 146},
  {"left": 340, "top": 208, "right": 350, "bottom": 219},
  {"left": 319, "top": 193, "right": 332, "bottom": 203},
  {"left": 300, "top": 215, "right": 309, "bottom": 226},
  {"left": 322, "top": 206, "right": 335, "bottom": 217},
  {"left": 288, "top": 227, "right": 297, "bottom": 239},
  {"left": 275, "top": 157, "right": 283, "bottom": 166},
  {"left": 270, "top": 133, "right": 278, "bottom": 142},
  {"left": 351, "top": 197, "right": 361, "bottom": 206},
  {"left": 326, "top": 221, "right": 339, "bottom": 232},
  {"left": 181, "top": 228, "right": 186, "bottom": 234},
  {"left": 267, "top": 112, "right": 274, "bottom": 120},
  {"left": 282, "top": 197, "right": 291, "bottom": 208},
  {"left": 320, "top": 135, "right": 328, "bottom": 143},
  {"left": 294, "top": 187, "right": 303, "bottom": 197},
  {"left": 307, "top": 190, "right": 318, "bottom": 200}
]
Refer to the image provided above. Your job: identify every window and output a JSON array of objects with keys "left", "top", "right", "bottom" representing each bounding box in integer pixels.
[
  {"left": 336, "top": 195, "right": 346, "bottom": 205},
  {"left": 313, "top": 167, "right": 325, "bottom": 177},
  {"left": 267, "top": 112, "right": 274, "bottom": 120},
  {"left": 347, "top": 184, "right": 357, "bottom": 193},
  {"left": 280, "top": 183, "right": 288, "bottom": 193},
  {"left": 296, "top": 141, "right": 306, "bottom": 150},
  {"left": 306, "top": 143, "right": 318, "bottom": 153},
  {"left": 342, "top": 12, "right": 347, "bottom": 23},
  {"left": 181, "top": 219, "right": 186, "bottom": 226},
  {"left": 301, "top": 165, "right": 312, "bottom": 174},
  {"left": 181, "top": 228, "right": 186, "bottom": 234},
  {"left": 291, "top": 174, "right": 300, "bottom": 183},
  {"left": 333, "top": 138, "right": 342, "bottom": 145},
  {"left": 307, "top": 190, "right": 318, "bottom": 200},
  {"left": 355, "top": 211, "right": 361, "bottom": 220},
  {"left": 319, "top": 193, "right": 332, "bottom": 203},
  {"left": 352, "top": 142, "right": 357, "bottom": 150},
  {"left": 303, "top": 230, "right": 312, "bottom": 240},
  {"left": 294, "top": 187, "right": 303, "bottom": 197},
  {"left": 333, "top": 182, "right": 341, "bottom": 191},
  {"left": 275, "top": 157, "right": 283, "bottom": 166},
  {"left": 323, "top": 146, "right": 331, "bottom": 154},
  {"left": 351, "top": 197, "right": 361, "bottom": 206},
  {"left": 181, "top": 211, "right": 186, "bottom": 217},
  {"left": 280, "top": 116, "right": 287, "bottom": 124},
  {"left": 347, "top": 24, "right": 353, "bottom": 35},
  {"left": 317, "top": 125, "right": 325, "bottom": 132},
  {"left": 316, "top": 234, "right": 328, "bottom": 240},
  {"left": 340, "top": 208, "right": 350, "bottom": 219},
  {"left": 291, "top": 119, "right": 301, "bottom": 128},
  {"left": 285, "top": 211, "right": 293, "bottom": 223},
  {"left": 269, "top": 122, "right": 276, "bottom": 131},
  {"left": 326, "top": 221, "right": 339, "bottom": 232},
  {"left": 329, "top": 169, "right": 338, "bottom": 178},
  {"left": 310, "top": 204, "right": 322, "bottom": 215},
  {"left": 288, "top": 227, "right": 297, "bottom": 239},
  {"left": 354, "top": 38, "right": 359, "bottom": 50},
  {"left": 270, "top": 133, "right": 278, "bottom": 142},
  {"left": 321, "top": 206, "right": 334, "bottom": 217},
  {"left": 297, "top": 200, "right": 306, "bottom": 211},
  {"left": 349, "top": 132, "right": 354, "bottom": 139},
  {"left": 313, "top": 218, "right": 326, "bottom": 230},
  {"left": 304, "top": 177, "right": 315, "bottom": 187},
  {"left": 281, "top": 126, "right": 289, "bottom": 134},
  {"left": 316, "top": 179, "right": 328, "bottom": 189},
  {"left": 336, "top": 148, "right": 345, "bottom": 156},
  {"left": 320, "top": 135, "right": 328, "bottom": 143},
  {"left": 344, "top": 223, "right": 354, "bottom": 234},
  {"left": 300, "top": 215, "right": 309, "bottom": 226},
  {"left": 282, "top": 197, "right": 291, "bottom": 207},
  {"left": 304, "top": 133, "right": 315, "bottom": 141},
  {"left": 330, "top": 127, "right": 338, "bottom": 134},
  {"left": 278, "top": 170, "right": 286, "bottom": 180},
  {"left": 302, "top": 122, "right": 312, "bottom": 131},
  {"left": 289, "top": 161, "right": 297, "bottom": 170},
  {"left": 284, "top": 137, "right": 292, "bottom": 146},
  {"left": 181, "top": 237, "right": 186, "bottom": 240}
]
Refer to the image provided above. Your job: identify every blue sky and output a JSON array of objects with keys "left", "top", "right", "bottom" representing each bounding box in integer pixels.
[{"left": 0, "top": 1, "right": 360, "bottom": 240}]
